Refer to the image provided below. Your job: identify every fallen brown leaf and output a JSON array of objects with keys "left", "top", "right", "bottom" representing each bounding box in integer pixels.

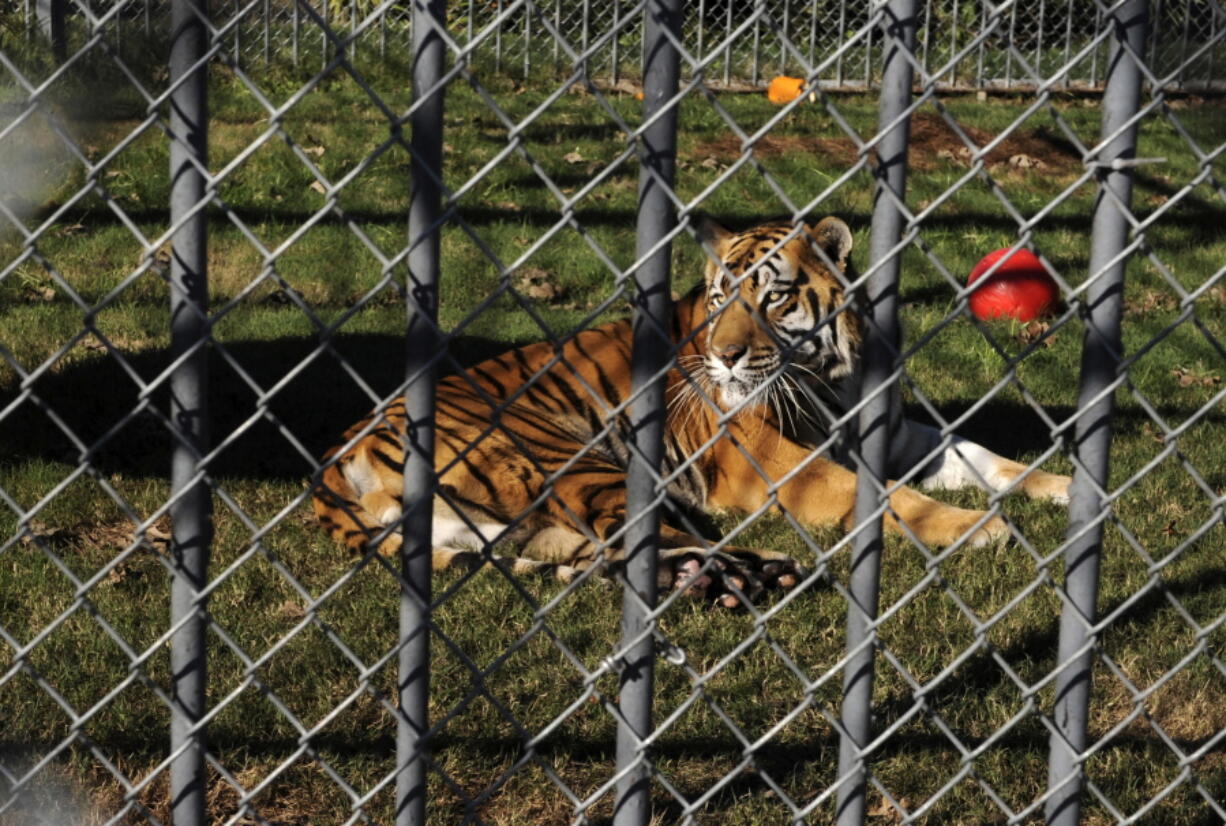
[
  {"left": 1124, "top": 289, "right": 1176, "bottom": 316},
  {"left": 1172, "top": 366, "right": 1221, "bottom": 387},
  {"left": 1014, "top": 319, "right": 1055, "bottom": 348},
  {"left": 276, "top": 601, "right": 307, "bottom": 621},
  {"left": 1009, "top": 153, "right": 1046, "bottom": 169},
  {"left": 867, "top": 795, "right": 910, "bottom": 822},
  {"left": 19, "top": 520, "right": 68, "bottom": 546},
  {"left": 516, "top": 267, "right": 566, "bottom": 302}
]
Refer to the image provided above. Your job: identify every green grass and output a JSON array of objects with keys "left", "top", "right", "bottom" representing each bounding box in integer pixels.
[{"left": 1, "top": 56, "right": 1225, "bottom": 825}]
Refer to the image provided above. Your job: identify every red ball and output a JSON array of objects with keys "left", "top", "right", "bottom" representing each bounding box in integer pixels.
[{"left": 967, "top": 247, "right": 1058, "bottom": 322}]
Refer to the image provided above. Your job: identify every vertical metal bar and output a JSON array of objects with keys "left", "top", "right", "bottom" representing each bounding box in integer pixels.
[
  {"left": 864, "top": 9, "right": 873, "bottom": 88},
  {"left": 292, "top": 0, "right": 299, "bottom": 68},
  {"left": 397, "top": 0, "right": 447, "bottom": 821},
  {"left": 322, "top": 0, "right": 329, "bottom": 72},
  {"left": 697, "top": 0, "right": 706, "bottom": 69},
  {"left": 581, "top": 0, "right": 590, "bottom": 73},
  {"left": 1091, "top": 3, "right": 1103, "bottom": 86},
  {"left": 1176, "top": 0, "right": 1192, "bottom": 87},
  {"left": 920, "top": 0, "right": 931, "bottom": 80},
  {"left": 723, "top": 0, "right": 732, "bottom": 85},
  {"left": 1147, "top": 0, "right": 1163, "bottom": 77},
  {"left": 495, "top": 0, "right": 502, "bottom": 71},
  {"left": 613, "top": 0, "right": 680, "bottom": 820},
  {"left": 1063, "top": 0, "right": 1075, "bottom": 87},
  {"left": 977, "top": 0, "right": 987, "bottom": 88},
  {"left": 807, "top": 0, "right": 817, "bottom": 68},
  {"left": 1206, "top": 10, "right": 1217, "bottom": 84},
  {"left": 555, "top": 0, "right": 562, "bottom": 74},
  {"left": 612, "top": 0, "right": 620, "bottom": 82},
  {"left": 751, "top": 0, "right": 762, "bottom": 84},
  {"left": 1005, "top": 0, "right": 1017, "bottom": 86},
  {"left": 1036, "top": 0, "right": 1046, "bottom": 76},
  {"left": 836, "top": 0, "right": 847, "bottom": 86},
  {"left": 168, "top": 0, "right": 211, "bottom": 823},
  {"left": 466, "top": 0, "right": 474, "bottom": 58},
  {"left": 35, "top": 0, "right": 66, "bottom": 61},
  {"left": 522, "top": 0, "right": 530, "bottom": 79},
  {"left": 641, "top": 6, "right": 646, "bottom": 74},
  {"left": 780, "top": 0, "right": 790, "bottom": 75},
  {"left": 835, "top": 0, "right": 916, "bottom": 820},
  {"left": 234, "top": 0, "right": 242, "bottom": 69},
  {"left": 1044, "top": 1, "right": 1146, "bottom": 823},
  {"left": 263, "top": 0, "right": 270, "bottom": 64}
]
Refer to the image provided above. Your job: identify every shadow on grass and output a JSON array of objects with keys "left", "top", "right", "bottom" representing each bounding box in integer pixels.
[
  {"left": 6, "top": 722, "right": 1223, "bottom": 825},
  {"left": 0, "top": 332, "right": 513, "bottom": 481},
  {"left": 34, "top": 183, "right": 1226, "bottom": 242},
  {"left": 3, "top": 330, "right": 1222, "bottom": 483}
]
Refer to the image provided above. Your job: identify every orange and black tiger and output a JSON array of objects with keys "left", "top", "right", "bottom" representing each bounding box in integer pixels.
[{"left": 313, "top": 216, "right": 1070, "bottom": 604}]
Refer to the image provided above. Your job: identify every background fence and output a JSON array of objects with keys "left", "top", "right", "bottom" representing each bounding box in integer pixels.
[
  {"left": 2, "top": 0, "right": 1225, "bottom": 823},
  {"left": 10, "top": 0, "right": 1226, "bottom": 88}
]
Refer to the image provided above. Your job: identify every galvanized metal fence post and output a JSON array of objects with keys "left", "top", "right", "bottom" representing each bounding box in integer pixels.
[
  {"left": 397, "top": 0, "right": 447, "bottom": 821},
  {"left": 1044, "top": 0, "right": 1148, "bottom": 822},
  {"left": 167, "top": 0, "right": 211, "bottom": 823},
  {"left": 835, "top": 0, "right": 917, "bottom": 820},
  {"left": 613, "top": 0, "right": 681, "bottom": 820},
  {"left": 34, "top": 0, "right": 65, "bottom": 61}
]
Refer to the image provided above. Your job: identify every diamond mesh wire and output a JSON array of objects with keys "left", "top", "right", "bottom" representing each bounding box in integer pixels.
[
  {"left": 2, "top": 0, "right": 1225, "bottom": 823},
  {"left": 19, "top": 0, "right": 1226, "bottom": 88}
]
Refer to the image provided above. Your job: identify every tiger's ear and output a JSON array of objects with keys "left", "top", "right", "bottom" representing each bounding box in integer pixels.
[
  {"left": 808, "top": 216, "right": 853, "bottom": 266},
  {"left": 694, "top": 215, "right": 735, "bottom": 259}
]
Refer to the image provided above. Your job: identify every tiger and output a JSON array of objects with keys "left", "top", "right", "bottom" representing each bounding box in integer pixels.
[{"left": 312, "top": 216, "right": 1071, "bottom": 605}]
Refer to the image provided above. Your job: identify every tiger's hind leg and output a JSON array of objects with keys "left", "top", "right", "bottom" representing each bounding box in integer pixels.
[{"left": 891, "top": 420, "right": 1071, "bottom": 503}]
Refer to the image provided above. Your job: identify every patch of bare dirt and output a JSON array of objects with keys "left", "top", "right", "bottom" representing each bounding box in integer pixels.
[{"left": 692, "top": 112, "right": 1082, "bottom": 174}]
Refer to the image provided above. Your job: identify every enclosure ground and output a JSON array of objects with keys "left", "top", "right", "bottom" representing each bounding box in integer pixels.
[{"left": 1, "top": 65, "right": 1224, "bottom": 824}]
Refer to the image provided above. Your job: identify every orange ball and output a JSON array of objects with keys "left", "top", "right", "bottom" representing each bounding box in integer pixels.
[
  {"left": 767, "top": 76, "right": 805, "bottom": 105},
  {"left": 967, "top": 248, "right": 1058, "bottom": 322}
]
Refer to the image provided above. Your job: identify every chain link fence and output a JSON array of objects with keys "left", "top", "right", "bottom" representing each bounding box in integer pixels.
[
  {"left": 3, "top": 0, "right": 1225, "bottom": 823},
  {"left": 12, "top": 0, "right": 1226, "bottom": 88}
]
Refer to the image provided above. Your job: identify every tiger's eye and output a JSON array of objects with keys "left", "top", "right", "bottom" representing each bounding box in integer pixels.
[{"left": 766, "top": 291, "right": 788, "bottom": 304}]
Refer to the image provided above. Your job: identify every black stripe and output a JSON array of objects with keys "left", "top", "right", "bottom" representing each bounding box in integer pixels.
[
  {"left": 470, "top": 364, "right": 508, "bottom": 397},
  {"left": 371, "top": 447, "right": 404, "bottom": 473}
]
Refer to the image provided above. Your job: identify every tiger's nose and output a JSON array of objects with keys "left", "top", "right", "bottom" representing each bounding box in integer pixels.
[{"left": 714, "top": 344, "right": 747, "bottom": 368}]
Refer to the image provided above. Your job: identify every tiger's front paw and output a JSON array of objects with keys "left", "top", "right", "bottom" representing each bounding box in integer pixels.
[{"left": 662, "top": 549, "right": 808, "bottom": 608}]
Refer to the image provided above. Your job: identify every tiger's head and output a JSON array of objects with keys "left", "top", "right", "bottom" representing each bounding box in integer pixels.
[{"left": 695, "top": 217, "right": 861, "bottom": 412}]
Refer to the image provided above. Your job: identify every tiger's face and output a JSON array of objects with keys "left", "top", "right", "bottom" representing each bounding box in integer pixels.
[{"left": 697, "top": 217, "right": 860, "bottom": 411}]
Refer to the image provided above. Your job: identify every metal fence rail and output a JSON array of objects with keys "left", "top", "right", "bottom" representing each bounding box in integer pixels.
[{"left": 2, "top": 0, "right": 1225, "bottom": 823}]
